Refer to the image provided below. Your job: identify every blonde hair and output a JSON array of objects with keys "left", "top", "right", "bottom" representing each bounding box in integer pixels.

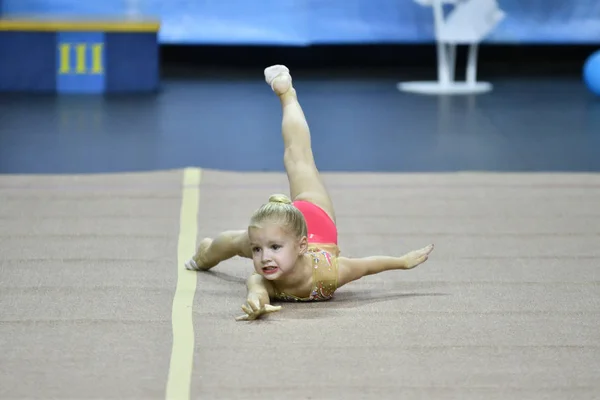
[{"left": 249, "top": 194, "right": 307, "bottom": 238}]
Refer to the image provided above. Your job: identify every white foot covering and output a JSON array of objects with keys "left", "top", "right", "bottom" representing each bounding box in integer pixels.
[
  {"left": 264, "top": 64, "right": 292, "bottom": 93},
  {"left": 185, "top": 259, "right": 199, "bottom": 271}
]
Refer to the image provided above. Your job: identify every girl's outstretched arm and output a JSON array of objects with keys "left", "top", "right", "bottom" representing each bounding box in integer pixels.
[
  {"left": 336, "top": 244, "right": 434, "bottom": 288},
  {"left": 235, "top": 273, "right": 281, "bottom": 321}
]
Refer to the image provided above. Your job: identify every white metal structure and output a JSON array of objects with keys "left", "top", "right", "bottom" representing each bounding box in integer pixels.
[{"left": 398, "top": 0, "right": 505, "bottom": 95}]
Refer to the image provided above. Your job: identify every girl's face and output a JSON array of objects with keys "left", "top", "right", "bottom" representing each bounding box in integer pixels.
[{"left": 248, "top": 222, "right": 307, "bottom": 280}]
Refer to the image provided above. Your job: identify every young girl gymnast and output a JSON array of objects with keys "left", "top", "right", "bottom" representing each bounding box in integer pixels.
[{"left": 185, "top": 65, "right": 435, "bottom": 321}]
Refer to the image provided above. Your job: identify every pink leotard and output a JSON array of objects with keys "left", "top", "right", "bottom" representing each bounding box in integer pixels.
[
  {"left": 292, "top": 200, "right": 337, "bottom": 245},
  {"left": 268, "top": 200, "right": 339, "bottom": 302}
]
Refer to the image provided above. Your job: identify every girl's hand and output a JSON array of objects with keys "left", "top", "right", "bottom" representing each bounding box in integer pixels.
[
  {"left": 235, "top": 294, "right": 282, "bottom": 321},
  {"left": 401, "top": 244, "right": 434, "bottom": 269}
]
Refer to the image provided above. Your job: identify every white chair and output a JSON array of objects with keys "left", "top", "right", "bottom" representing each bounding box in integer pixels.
[{"left": 398, "top": 0, "right": 505, "bottom": 95}]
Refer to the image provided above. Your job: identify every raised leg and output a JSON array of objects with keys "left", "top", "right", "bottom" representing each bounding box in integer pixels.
[
  {"left": 264, "top": 65, "right": 336, "bottom": 223},
  {"left": 185, "top": 230, "right": 252, "bottom": 271}
]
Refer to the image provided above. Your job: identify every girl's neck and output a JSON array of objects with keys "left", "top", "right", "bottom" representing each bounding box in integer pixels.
[{"left": 275, "top": 253, "right": 312, "bottom": 289}]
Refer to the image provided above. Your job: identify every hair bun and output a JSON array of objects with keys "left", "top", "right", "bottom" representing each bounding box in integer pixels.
[{"left": 268, "top": 193, "right": 292, "bottom": 204}]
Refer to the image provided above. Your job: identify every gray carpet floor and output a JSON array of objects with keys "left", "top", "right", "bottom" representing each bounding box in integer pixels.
[{"left": 1, "top": 168, "right": 599, "bottom": 399}]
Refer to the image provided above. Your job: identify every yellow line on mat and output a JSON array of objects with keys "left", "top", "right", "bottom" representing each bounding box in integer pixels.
[{"left": 166, "top": 167, "right": 202, "bottom": 400}]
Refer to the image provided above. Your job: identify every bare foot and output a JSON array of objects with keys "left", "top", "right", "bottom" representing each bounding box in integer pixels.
[
  {"left": 185, "top": 238, "right": 215, "bottom": 271},
  {"left": 401, "top": 244, "right": 434, "bottom": 270},
  {"left": 264, "top": 64, "right": 293, "bottom": 96}
]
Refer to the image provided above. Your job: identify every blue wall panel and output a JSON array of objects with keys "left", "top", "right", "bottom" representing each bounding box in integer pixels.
[
  {"left": 105, "top": 33, "right": 158, "bottom": 93},
  {"left": 0, "top": 32, "right": 56, "bottom": 92},
  {"left": 0, "top": 28, "right": 158, "bottom": 93},
  {"left": 56, "top": 32, "right": 105, "bottom": 94}
]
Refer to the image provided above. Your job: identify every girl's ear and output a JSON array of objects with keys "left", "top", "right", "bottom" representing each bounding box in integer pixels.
[{"left": 298, "top": 236, "right": 308, "bottom": 254}]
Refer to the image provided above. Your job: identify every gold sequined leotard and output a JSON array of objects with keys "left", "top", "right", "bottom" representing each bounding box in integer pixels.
[{"left": 273, "top": 246, "right": 339, "bottom": 302}]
